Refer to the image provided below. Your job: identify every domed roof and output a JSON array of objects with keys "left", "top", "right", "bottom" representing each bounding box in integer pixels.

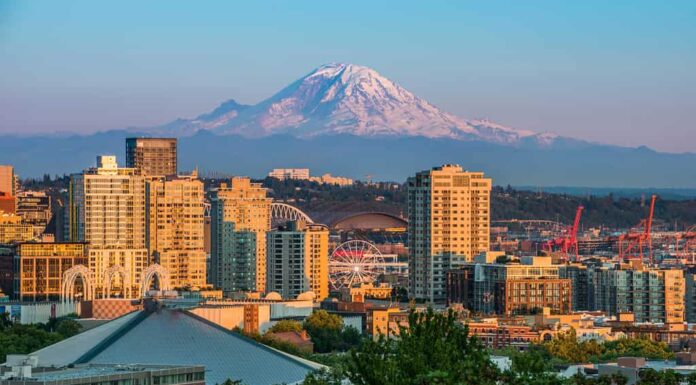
[{"left": 296, "top": 291, "right": 316, "bottom": 301}]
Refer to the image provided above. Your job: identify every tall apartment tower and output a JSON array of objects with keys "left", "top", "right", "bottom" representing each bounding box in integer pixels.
[
  {"left": 266, "top": 221, "right": 329, "bottom": 301},
  {"left": 407, "top": 164, "right": 492, "bottom": 303},
  {"left": 69, "top": 155, "right": 148, "bottom": 295},
  {"left": 210, "top": 177, "right": 271, "bottom": 294},
  {"left": 126, "top": 138, "right": 177, "bottom": 176},
  {"left": 0, "top": 165, "right": 16, "bottom": 196},
  {"left": 146, "top": 171, "right": 206, "bottom": 289}
]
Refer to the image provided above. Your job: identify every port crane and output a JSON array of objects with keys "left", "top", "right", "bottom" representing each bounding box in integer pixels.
[
  {"left": 618, "top": 194, "right": 657, "bottom": 263},
  {"left": 542, "top": 205, "right": 584, "bottom": 261},
  {"left": 675, "top": 225, "right": 696, "bottom": 263}
]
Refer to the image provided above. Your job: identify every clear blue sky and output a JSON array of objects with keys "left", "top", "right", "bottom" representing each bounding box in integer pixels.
[{"left": 1, "top": 1, "right": 694, "bottom": 152}]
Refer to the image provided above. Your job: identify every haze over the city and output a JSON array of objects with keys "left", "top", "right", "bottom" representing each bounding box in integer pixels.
[{"left": 1, "top": 1, "right": 694, "bottom": 153}]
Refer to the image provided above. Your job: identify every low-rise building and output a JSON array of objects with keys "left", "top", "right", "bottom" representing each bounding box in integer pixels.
[
  {"left": 465, "top": 319, "right": 540, "bottom": 351},
  {"left": 447, "top": 256, "right": 572, "bottom": 316},
  {"left": 14, "top": 242, "right": 88, "bottom": 301},
  {"left": 0, "top": 214, "right": 34, "bottom": 244},
  {"left": 0, "top": 359, "right": 204, "bottom": 385}
]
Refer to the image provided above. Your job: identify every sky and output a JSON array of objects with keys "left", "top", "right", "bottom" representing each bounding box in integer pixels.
[{"left": 0, "top": 1, "right": 695, "bottom": 153}]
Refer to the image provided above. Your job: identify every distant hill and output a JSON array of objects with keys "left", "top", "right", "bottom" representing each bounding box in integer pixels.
[
  {"left": 1, "top": 129, "right": 696, "bottom": 188},
  {"left": 258, "top": 179, "right": 696, "bottom": 230}
]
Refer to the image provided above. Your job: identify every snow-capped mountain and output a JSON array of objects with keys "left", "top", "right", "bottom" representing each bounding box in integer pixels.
[{"left": 151, "top": 63, "right": 554, "bottom": 145}]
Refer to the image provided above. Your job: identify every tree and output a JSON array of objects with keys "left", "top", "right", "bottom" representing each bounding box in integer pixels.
[
  {"left": 267, "top": 320, "right": 303, "bottom": 334},
  {"left": 637, "top": 368, "right": 682, "bottom": 385},
  {"left": 304, "top": 310, "right": 343, "bottom": 331},
  {"left": 304, "top": 310, "right": 345, "bottom": 353},
  {"left": 55, "top": 319, "right": 82, "bottom": 338},
  {"left": 341, "top": 308, "right": 500, "bottom": 385},
  {"left": 501, "top": 347, "right": 565, "bottom": 385}
]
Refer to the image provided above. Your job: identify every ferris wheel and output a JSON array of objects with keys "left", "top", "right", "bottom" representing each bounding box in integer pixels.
[{"left": 329, "top": 240, "right": 387, "bottom": 290}]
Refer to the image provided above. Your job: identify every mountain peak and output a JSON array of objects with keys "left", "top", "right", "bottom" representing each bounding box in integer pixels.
[{"left": 152, "top": 63, "right": 554, "bottom": 145}]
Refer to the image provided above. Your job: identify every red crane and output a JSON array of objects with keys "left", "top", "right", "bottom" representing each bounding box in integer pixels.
[
  {"left": 618, "top": 194, "right": 657, "bottom": 263},
  {"left": 543, "top": 205, "right": 584, "bottom": 261}
]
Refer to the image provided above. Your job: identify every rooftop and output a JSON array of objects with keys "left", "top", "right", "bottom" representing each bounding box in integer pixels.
[{"left": 23, "top": 306, "right": 320, "bottom": 385}]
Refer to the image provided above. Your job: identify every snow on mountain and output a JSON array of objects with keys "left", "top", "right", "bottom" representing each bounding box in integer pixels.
[{"left": 150, "top": 63, "right": 554, "bottom": 145}]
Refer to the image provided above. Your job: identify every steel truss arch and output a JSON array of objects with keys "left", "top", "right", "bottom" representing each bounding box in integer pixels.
[
  {"left": 61, "top": 265, "right": 94, "bottom": 303},
  {"left": 140, "top": 264, "right": 171, "bottom": 297},
  {"left": 271, "top": 202, "right": 314, "bottom": 228},
  {"left": 103, "top": 265, "right": 132, "bottom": 299}
]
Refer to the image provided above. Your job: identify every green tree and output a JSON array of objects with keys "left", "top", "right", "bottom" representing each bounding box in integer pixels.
[
  {"left": 267, "top": 320, "right": 303, "bottom": 334},
  {"left": 304, "top": 310, "right": 345, "bottom": 353},
  {"left": 637, "top": 368, "right": 682, "bottom": 385},
  {"left": 501, "top": 347, "right": 565, "bottom": 385},
  {"left": 55, "top": 319, "right": 82, "bottom": 338},
  {"left": 341, "top": 308, "right": 500, "bottom": 385}
]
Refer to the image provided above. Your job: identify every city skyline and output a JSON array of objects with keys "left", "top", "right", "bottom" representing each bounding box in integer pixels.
[{"left": 1, "top": 1, "right": 694, "bottom": 153}]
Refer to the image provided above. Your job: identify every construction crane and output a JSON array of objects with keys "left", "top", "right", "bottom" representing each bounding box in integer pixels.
[
  {"left": 675, "top": 225, "right": 696, "bottom": 263},
  {"left": 542, "top": 205, "right": 584, "bottom": 262},
  {"left": 618, "top": 194, "right": 657, "bottom": 263}
]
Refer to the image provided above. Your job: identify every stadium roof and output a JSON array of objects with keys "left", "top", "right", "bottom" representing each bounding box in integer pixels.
[
  {"left": 26, "top": 307, "right": 320, "bottom": 385},
  {"left": 332, "top": 212, "right": 407, "bottom": 231}
]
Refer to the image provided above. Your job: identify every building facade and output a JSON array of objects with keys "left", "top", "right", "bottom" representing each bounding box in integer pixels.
[
  {"left": 0, "top": 213, "right": 34, "bottom": 244},
  {"left": 0, "top": 165, "right": 16, "bottom": 196},
  {"left": 146, "top": 173, "right": 206, "bottom": 289},
  {"left": 16, "top": 191, "right": 52, "bottom": 236},
  {"left": 266, "top": 221, "right": 329, "bottom": 300},
  {"left": 69, "top": 156, "right": 148, "bottom": 295},
  {"left": 448, "top": 256, "right": 572, "bottom": 316},
  {"left": 210, "top": 177, "right": 271, "bottom": 293},
  {"left": 126, "top": 137, "right": 177, "bottom": 176},
  {"left": 595, "top": 266, "right": 684, "bottom": 323},
  {"left": 559, "top": 263, "right": 591, "bottom": 311},
  {"left": 14, "top": 242, "right": 88, "bottom": 301},
  {"left": 268, "top": 168, "right": 310, "bottom": 181},
  {"left": 407, "top": 164, "right": 491, "bottom": 302}
]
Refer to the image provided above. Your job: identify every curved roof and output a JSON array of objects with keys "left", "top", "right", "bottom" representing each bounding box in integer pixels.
[{"left": 332, "top": 212, "right": 407, "bottom": 231}]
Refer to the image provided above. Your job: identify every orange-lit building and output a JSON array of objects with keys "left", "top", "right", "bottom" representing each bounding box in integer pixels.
[
  {"left": 466, "top": 320, "right": 539, "bottom": 351},
  {"left": 448, "top": 256, "right": 572, "bottom": 316},
  {"left": 16, "top": 242, "right": 88, "bottom": 301},
  {"left": 366, "top": 306, "right": 409, "bottom": 339}
]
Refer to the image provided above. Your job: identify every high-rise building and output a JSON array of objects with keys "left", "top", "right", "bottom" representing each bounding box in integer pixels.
[
  {"left": 0, "top": 165, "right": 15, "bottom": 196},
  {"left": 16, "top": 191, "right": 52, "bottom": 236},
  {"left": 69, "top": 156, "right": 148, "bottom": 295},
  {"left": 407, "top": 164, "right": 491, "bottom": 302},
  {"left": 210, "top": 177, "right": 271, "bottom": 294},
  {"left": 447, "top": 255, "right": 572, "bottom": 316},
  {"left": 146, "top": 172, "right": 206, "bottom": 289},
  {"left": 14, "top": 242, "right": 88, "bottom": 301},
  {"left": 559, "top": 263, "right": 591, "bottom": 311},
  {"left": 126, "top": 138, "right": 177, "bottom": 177},
  {"left": 266, "top": 221, "right": 329, "bottom": 300},
  {"left": 0, "top": 213, "right": 34, "bottom": 244}
]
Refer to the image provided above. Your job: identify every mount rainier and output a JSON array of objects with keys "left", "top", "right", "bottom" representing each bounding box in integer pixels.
[{"left": 149, "top": 63, "right": 556, "bottom": 145}]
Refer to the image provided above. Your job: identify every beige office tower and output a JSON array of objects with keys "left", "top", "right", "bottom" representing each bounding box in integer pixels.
[
  {"left": 69, "top": 155, "right": 148, "bottom": 296},
  {"left": 126, "top": 137, "right": 177, "bottom": 176},
  {"left": 147, "top": 171, "right": 206, "bottom": 289},
  {"left": 407, "top": 164, "right": 492, "bottom": 302},
  {"left": 212, "top": 177, "right": 271, "bottom": 292},
  {"left": 0, "top": 165, "right": 15, "bottom": 196}
]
